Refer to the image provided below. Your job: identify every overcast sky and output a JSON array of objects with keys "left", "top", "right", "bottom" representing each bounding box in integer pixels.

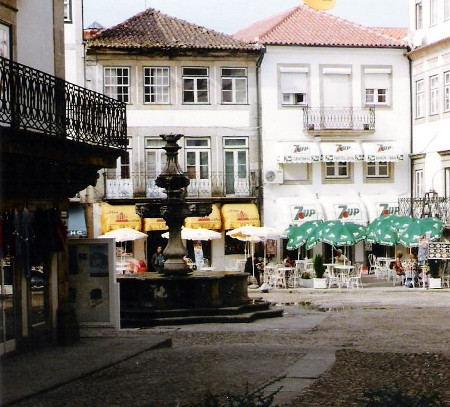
[{"left": 83, "top": 0, "right": 409, "bottom": 34}]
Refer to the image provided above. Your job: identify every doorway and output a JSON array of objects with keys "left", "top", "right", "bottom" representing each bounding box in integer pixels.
[{"left": 0, "top": 256, "right": 16, "bottom": 355}]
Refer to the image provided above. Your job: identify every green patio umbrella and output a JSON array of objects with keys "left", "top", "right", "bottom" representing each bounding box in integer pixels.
[
  {"left": 318, "top": 220, "right": 367, "bottom": 246},
  {"left": 286, "top": 220, "right": 323, "bottom": 250},
  {"left": 397, "top": 217, "right": 444, "bottom": 247},
  {"left": 366, "top": 215, "right": 401, "bottom": 246}
]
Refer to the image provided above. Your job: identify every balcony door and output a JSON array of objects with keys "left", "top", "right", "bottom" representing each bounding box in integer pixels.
[
  {"left": 0, "top": 257, "right": 15, "bottom": 355},
  {"left": 185, "top": 139, "right": 211, "bottom": 197},
  {"left": 0, "top": 23, "right": 11, "bottom": 58},
  {"left": 145, "top": 142, "right": 166, "bottom": 198},
  {"left": 106, "top": 139, "right": 132, "bottom": 198},
  {"left": 322, "top": 69, "right": 352, "bottom": 129},
  {"left": 224, "top": 138, "right": 249, "bottom": 196}
]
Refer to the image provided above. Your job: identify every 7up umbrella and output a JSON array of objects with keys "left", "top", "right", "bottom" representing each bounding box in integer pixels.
[
  {"left": 397, "top": 217, "right": 444, "bottom": 247},
  {"left": 367, "top": 215, "right": 400, "bottom": 246},
  {"left": 318, "top": 220, "right": 367, "bottom": 246},
  {"left": 286, "top": 221, "right": 323, "bottom": 250}
]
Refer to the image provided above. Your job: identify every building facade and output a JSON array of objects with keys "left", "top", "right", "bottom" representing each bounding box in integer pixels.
[
  {"left": 84, "top": 8, "right": 262, "bottom": 270},
  {"left": 407, "top": 0, "right": 450, "bottom": 224},
  {"left": 235, "top": 6, "right": 411, "bottom": 263}
]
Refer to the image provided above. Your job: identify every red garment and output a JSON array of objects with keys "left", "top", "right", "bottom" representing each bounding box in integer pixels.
[{"left": 394, "top": 258, "right": 404, "bottom": 275}]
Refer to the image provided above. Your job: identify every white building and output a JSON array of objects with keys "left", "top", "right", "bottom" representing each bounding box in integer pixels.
[
  {"left": 408, "top": 0, "right": 450, "bottom": 223},
  {"left": 83, "top": 8, "right": 262, "bottom": 270},
  {"left": 235, "top": 5, "right": 411, "bottom": 263}
]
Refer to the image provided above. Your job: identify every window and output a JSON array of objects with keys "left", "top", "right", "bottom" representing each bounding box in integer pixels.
[
  {"left": 280, "top": 67, "right": 308, "bottom": 106},
  {"left": 364, "top": 67, "right": 391, "bottom": 106},
  {"left": 430, "top": 75, "right": 439, "bottom": 115},
  {"left": 444, "top": 72, "right": 450, "bottom": 112},
  {"left": 221, "top": 68, "right": 247, "bottom": 104},
  {"left": 445, "top": 0, "right": 450, "bottom": 20},
  {"left": 182, "top": 67, "right": 209, "bottom": 104},
  {"left": 223, "top": 138, "right": 249, "bottom": 195},
  {"left": 415, "top": 0, "right": 423, "bottom": 29},
  {"left": 104, "top": 67, "right": 130, "bottom": 103},
  {"left": 64, "top": 0, "right": 72, "bottom": 23},
  {"left": 143, "top": 67, "right": 170, "bottom": 104},
  {"left": 430, "top": 0, "right": 438, "bottom": 26},
  {"left": 366, "top": 162, "right": 389, "bottom": 178},
  {"left": 325, "top": 162, "right": 349, "bottom": 179},
  {"left": 110, "top": 138, "right": 131, "bottom": 179},
  {"left": 445, "top": 168, "right": 450, "bottom": 198},
  {"left": 185, "top": 138, "right": 210, "bottom": 180},
  {"left": 0, "top": 23, "right": 10, "bottom": 58},
  {"left": 414, "top": 169, "right": 424, "bottom": 197},
  {"left": 416, "top": 80, "right": 424, "bottom": 118}
]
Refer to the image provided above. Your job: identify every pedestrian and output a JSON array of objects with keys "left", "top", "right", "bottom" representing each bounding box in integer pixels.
[
  {"left": 151, "top": 246, "right": 165, "bottom": 273},
  {"left": 244, "top": 253, "right": 262, "bottom": 286},
  {"left": 335, "top": 249, "right": 348, "bottom": 265}
]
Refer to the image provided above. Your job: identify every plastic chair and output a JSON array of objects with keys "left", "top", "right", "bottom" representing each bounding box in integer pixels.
[{"left": 347, "top": 264, "right": 363, "bottom": 289}]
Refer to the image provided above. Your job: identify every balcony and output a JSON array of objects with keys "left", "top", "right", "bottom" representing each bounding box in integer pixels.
[
  {"left": 398, "top": 197, "right": 450, "bottom": 225},
  {"left": 0, "top": 55, "right": 126, "bottom": 149},
  {"left": 0, "top": 56, "right": 127, "bottom": 199},
  {"left": 303, "top": 107, "right": 375, "bottom": 136},
  {"left": 105, "top": 171, "right": 258, "bottom": 200}
]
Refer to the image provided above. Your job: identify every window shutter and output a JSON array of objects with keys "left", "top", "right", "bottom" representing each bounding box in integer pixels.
[{"left": 280, "top": 72, "right": 308, "bottom": 94}]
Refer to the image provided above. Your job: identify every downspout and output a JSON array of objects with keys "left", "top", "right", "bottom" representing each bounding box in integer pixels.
[
  {"left": 407, "top": 52, "right": 414, "bottom": 217},
  {"left": 255, "top": 46, "right": 266, "bottom": 224}
]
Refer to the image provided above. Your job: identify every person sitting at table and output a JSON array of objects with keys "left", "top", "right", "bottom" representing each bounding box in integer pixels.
[
  {"left": 283, "top": 254, "right": 295, "bottom": 267},
  {"left": 334, "top": 249, "right": 348, "bottom": 265},
  {"left": 244, "top": 254, "right": 262, "bottom": 286},
  {"left": 393, "top": 251, "right": 405, "bottom": 277}
]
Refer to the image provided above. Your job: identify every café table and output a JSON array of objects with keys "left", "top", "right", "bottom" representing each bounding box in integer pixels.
[{"left": 276, "top": 267, "right": 295, "bottom": 288}]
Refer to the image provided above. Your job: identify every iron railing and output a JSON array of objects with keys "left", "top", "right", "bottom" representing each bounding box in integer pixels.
[
  {"left": 398, "top": 197, "right": 450, "bottom": 225},
  {"left": 303, "top": 107, "right": 375, "bottom": 132},
  {"left": 0, "top": 56, "right": 127, "bottom": 149},
  {"left": 105, "top": 171, "right": 258, "bottom": 199}
]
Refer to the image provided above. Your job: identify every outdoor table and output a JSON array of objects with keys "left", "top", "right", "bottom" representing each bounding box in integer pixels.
[
  {"left": 277, "top": 267, "right": 295, "bottom": 288},
  {"left": 377, "top": 257, "right": 394, "bottom": 268}
]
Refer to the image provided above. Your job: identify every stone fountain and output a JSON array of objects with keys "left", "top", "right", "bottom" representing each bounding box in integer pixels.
[{"left": 116, "top": 134, "right": 283, "bottom": 327}]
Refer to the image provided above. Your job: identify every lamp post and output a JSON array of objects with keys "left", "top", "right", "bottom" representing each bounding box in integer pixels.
[{"left": 136, "top": 134, "right": 211, "bottom": 275}]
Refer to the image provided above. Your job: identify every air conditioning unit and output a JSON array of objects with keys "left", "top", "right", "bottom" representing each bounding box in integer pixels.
[{"left": 264, "top": 169, "right": 283, "bottom": 184}]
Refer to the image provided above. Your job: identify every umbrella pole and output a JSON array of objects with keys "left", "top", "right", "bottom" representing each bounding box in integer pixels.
[
  {"left": 298, "top": 247, "right": 300, "bottom": 260},
  {"left": 251, "top": 242, "right": 255, "bottom": 277}
]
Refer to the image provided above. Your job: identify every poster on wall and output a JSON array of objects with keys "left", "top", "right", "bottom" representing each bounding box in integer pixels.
[
  {"left": 68, "top": 239, "right": 119, "bottom": 328},
  {"left": 428, "top": 242, "right": 450, "bottom": 259}
]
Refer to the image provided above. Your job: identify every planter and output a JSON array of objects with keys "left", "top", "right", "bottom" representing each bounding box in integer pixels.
[
  {"left": 300, "top": 278, "right": 313, "bottom": 288},
  {"left": 429, "top": 277, "right": 442, "bottom": 289},
  {"left": 313, "top": 277, "right": 327, "bottom": 289}
]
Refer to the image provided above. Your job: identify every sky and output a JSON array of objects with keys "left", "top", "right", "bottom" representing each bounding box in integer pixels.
[{"left": 83, "top": 0, "right": 409, "bottom": 34}]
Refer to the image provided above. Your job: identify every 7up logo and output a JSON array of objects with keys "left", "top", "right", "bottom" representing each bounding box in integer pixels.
[
  {"left": 337, "top": 205, "right": 360, "bottom": 219},
  {"left": 336, "top": 144, "right": 351, "bottom": 153},
  {"left": 293, "top": 206, "right": 316, "bottom": 220},
  {"left": 377, "top": 144, "right": 392, "bottom": 152},
  {"left": 379, "top": 203, "right": 399, "bottom": 216},
  {"left": 293, "top": 145, "right": 310, "bottom": 153}
]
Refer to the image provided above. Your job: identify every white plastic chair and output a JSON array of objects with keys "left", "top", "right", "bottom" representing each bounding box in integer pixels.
[{"left": 347, "top": 264, "right": 363, "bottom": 289}]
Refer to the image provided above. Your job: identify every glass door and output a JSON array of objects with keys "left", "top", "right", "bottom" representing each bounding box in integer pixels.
[
  {"left": 225, "top": 150, "right": 248, "bottom": 196},
  {"left": 186, "top": 150, "right": 211, "bottom": 196},
  {"left": 145, "top": 149, "right": 166, "bottom": 197},
  {"left": 0, "top": 256, "right": 15, "bottom": 355}
]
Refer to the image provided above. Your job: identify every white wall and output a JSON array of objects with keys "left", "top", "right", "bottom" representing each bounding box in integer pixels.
[
  {"left": 16, "top": 0, "right": 54, "bottom": 74},
  {"left": 64, "top": 0, "right": 85, "bottom": 85}
]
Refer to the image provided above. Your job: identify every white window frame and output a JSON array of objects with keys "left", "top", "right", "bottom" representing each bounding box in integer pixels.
[
  {"left": 430, "top": 0, "right": 438, "bottom": 26},
  {"left": 143, "top": 67, "right": 170, "bottom": 104},
  {"left": 0, "top": 23, "right": 11, "bottom": 58},
  {"left": 444, "top": 71, "right": 450, "bottom": 112},
  {"left": 430, "top": 75, "right": 439, "bottom": 115},
  {"left": 280, "top": 67, "right": 308, "bottom": 106},
  {"left": 325, "top": 162, "right": 349, "bottom": 179},
  {"left": 445, "top": 167, "right": 450, "bottom": 198},
  {"left": 445, "top": 0, "right": 450, "bottom": 21},
  {"left": 416, "top": 79, "right": 424, "bottom": 118},
  {"left": 182, "top": 67, "right": 209, "bottom": 104},
  {"left": 145, "top": 138, "right": 167, "bottom": 179},
  {"left": 415, "top": 0, "right": 423, "bottom": 29},
  {"left": 414, "top": 169, "right": 424, "bottom": 198},
  {"left": 221, "top": 67, "right": 247, "bottom": 104},
  {"left": 366, "top": 162, "right": 390, "bottom": 178},
  {"left": 64, "top": 0, "right": 72, "bottom": 23},
  {"left": 104, "top": 67, "right": 130, "bottom": 103},
  {"left": 365, "top": 88, "right": 388, "bottom": 105},
  {"left": 223, "top": 137, "right": 248, "bottom": 148}
]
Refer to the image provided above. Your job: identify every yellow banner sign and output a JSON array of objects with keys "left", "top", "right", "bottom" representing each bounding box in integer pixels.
[
  {"left": 101, "top": 203, "right": 141, "bottom": 234},
  {"left": 221, "top": 203, "right": 260, "bottom": 230},
  {"left": 304, "top": 0, "right": 335, "bottom": 11},
  {"left": 143, "top": 218, "right": 168, "bottom": 231},
  {"left": 184, "top": 204, "right": 221, "bottom": 230}
]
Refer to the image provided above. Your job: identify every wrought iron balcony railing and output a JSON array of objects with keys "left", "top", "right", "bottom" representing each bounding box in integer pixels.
[
  {"left": 398, "top": 197, "right": 450, "bottom": 225},
  {"left": 303, "top": 107, "right": 375, "bottom": 132},
  {"left": 105, "top": 171, "right": 258, "bottom": 200},
  {"left": 0, "top": 56, "right": 127, "bottom": 149}
]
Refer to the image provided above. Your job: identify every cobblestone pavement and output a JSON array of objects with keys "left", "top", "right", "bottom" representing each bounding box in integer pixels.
[{"left": 4, "top": 276, "right": 450, "bottom": 407}]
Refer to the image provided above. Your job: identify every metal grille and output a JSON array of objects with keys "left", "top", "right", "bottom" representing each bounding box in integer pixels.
[
  {"left": 303, "top": 107, "right": 375, "bottom": 131},
  {"left": 398, "top": 197, "right": 450, "bottom": 225},
  {"left": 0, "top": 56, "right": 127, "bottom": 149}
]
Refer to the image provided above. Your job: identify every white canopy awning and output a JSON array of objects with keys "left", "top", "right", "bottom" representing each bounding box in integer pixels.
[
  {"left": 275, "top": 197, "right": 324, "bottom": 229},
  {"left": 362, "top": 142, "right": 404, "bottom": 162},
  {"left": 320, "top": 142, "right": 364, "bottom": 162},
  {"left": 361, "top": 195, "right": 400, "bottom": 222},
  {"left": 277, "top": 142, "right": 321, "bottom": 164},
  {"left": 320, "top": 196, "right": 368, "bottom": 225}
]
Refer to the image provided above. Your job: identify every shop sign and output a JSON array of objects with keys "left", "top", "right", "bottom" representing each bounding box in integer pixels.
[
  {"left": 377, "top": 203, "right": 400, "bottom": 217},
  {"left": 428, "top": 242, "right": 450, "bottom": 259},
  {"left": 367, "top": 144, "right": 404, "bottom": 162},
  {"left": 334, "top": 204, "right": 363, "bottom": 221},
  {"left": 278, "top": 144, "right": 321, "bottom": 163},
  {"left": 304, "top": 0, "right": 336, "bottom": 11},
  {"left": 290, "top": 205, "right": 319, "bottom": 223}
]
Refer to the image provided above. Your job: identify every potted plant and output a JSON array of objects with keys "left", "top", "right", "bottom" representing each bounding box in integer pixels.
[
  {"left": 313, "top": 254, "right": 327, "bottom": 289},
  {"left": 300, "top": 271, "right": 313, "bottom": 288},
  {"left": 428, "top": 259, "right": 442, "bottom": 289}
]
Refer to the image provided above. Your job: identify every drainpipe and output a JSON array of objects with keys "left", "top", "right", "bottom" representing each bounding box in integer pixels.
[
  {"left": 255, "top": 46, "right": 266, "bottom": 224},
  {"left": 407, "top": 53, "right": 414, "bottom": 217}
]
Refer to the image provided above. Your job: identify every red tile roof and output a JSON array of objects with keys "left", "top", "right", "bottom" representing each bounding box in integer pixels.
[
  {"left": 234, "top": 5, "right": 407, "bottom": 48},
  {"left": 371, "top": 27, "right": 408, "bottom": 41},
  {"left": 87, "top": 8, "right": 260, "bottom": 52}
]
